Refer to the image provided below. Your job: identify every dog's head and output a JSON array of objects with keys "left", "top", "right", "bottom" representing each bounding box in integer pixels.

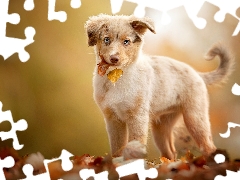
[{"left": 85, "top": 14, "right": 155, "bottom": 67}]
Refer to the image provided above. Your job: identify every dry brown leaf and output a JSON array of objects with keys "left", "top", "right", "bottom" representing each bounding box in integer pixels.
[
  {"left": 107, "top": 68, "right": 123, "bottom": 83},
  {"left": 160, "top": 157, "right": 173, "bottom": 164}
]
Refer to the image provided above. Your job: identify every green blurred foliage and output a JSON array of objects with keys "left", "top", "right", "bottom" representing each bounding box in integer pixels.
[{"left": 0, "top": 0, "right": 239, "bottom": 159}]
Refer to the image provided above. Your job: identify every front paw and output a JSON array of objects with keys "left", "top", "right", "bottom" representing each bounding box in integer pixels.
[{"left": 123, "top": 140, "right": 147, "bottom": 160}]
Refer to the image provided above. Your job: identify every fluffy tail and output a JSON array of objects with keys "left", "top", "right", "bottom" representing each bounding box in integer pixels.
[{"left": 199, "top": 43, "right": 235, "bottom": 86}]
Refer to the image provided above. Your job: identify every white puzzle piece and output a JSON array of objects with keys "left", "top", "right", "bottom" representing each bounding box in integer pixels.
[
  {"left": 0, "top": 0, "right": 36, "bottom": 62},
  {"left": 116, "top": 159, "right": 158, "bottom": 180},
  {"left": 0, "top": 156, "right": 14, "bottom": 180},
  {"left": 21, "top": 149, "right": 74, "bottom": 180},
  {"left": 110, "top": 0, "right": 240, "bottom": 35},
  {"left": 0, "top": 102, "right": 28, "bottom": 150}
]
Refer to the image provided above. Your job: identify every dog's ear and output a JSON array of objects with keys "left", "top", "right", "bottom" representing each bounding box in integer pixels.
[
  {"left": 85, "top": 14, "right": 108, "bottom": 46},
  {"left": 129, "top": 16, "right": 156, "bottom": 36}
]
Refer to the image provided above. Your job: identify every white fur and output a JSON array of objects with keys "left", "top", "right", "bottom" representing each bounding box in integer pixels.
[{"left": 85, "top": 14, "right": 234, "bottom": 159}]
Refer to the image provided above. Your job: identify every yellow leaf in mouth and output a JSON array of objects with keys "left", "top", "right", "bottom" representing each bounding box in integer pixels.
[{"left": 107, "top": 68, "right": 123, "bottom": 83}]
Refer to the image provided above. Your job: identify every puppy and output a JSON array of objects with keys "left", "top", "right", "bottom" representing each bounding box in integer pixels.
[{"left": 85, "top": 14, "right": 234, "bottom": 159}]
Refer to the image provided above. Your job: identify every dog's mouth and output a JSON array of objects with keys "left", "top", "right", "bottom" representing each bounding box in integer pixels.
[{"left": 97, "top": 53, "right": 118, "bottom": 76}]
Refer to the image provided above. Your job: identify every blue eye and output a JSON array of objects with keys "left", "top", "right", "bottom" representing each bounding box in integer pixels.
[
  {"left": 123, "top": 39, "right": 130, "bottom": 45},
  {"left": 104, "top": 37, "right": 110, "bottom": 45}
]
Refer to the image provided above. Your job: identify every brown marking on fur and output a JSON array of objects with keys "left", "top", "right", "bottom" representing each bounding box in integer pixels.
[
  {"left": 125, "top": 94, "right": 143, "bottom": 118},
  {"left": 103, "top": 24, "right": 109, "bottom": 33},
  {"left": 85, "top": 14, "right": 156, "bottom": 47},
  {"left": 95, "top": 93, "right": 105, "bottom": 105},
  {"left": 180, "top": 136, "right": 191, "bottom": 143},
  {"left": 85, "top": 14, "right": 110, "bottom": 46},
  {"left": 183, "top": 68, "right": 190, "bottom": 75},
  {"left": 97, "top": 32, "right": 141, "bottom": 66},
  {"left": 169, "top": 64, "right": 179, "bottom": 72},
  {"left": 176, "top": 94, "right": 180, "bottom": 101},
  {"left": 150, "top": 104, "right": 182, "bottom": 123},
  {"left": 163, "top": 105, "right": 182, "bottom": 115},
  {"left": 103, "top": 107, "right": 116, "bottom": 120},
  {"left": 87, "top": 15, "right": 149, "bottom": 67},
  {"left": 169, "top": 63, "right": 188, "bottom": 78},
  {"left": 95, "top": 82, "right": 109, "bottom": 104},
  {"left": 150, "top": 56, "right": 165, "bottom": 74},
  {"left": 130, "top": 17, "right": 156, "bottom": 35},
  {"left": 133, "top": 35, "right": 141, "bottom": 43},
  {"left": 152, "top": 63, "right": 161, "bottom": 74},
  {"left": 97, "top": 52, "right": 110, "bottom": 76},
  {"left": 87, "top": 31, "right": 98, "bottom": 46},
  {"left": 119, "top": 34, "right": 129, "bottom": 42},
  {"left": 102, "top": 81, "right": 109, "bottom": 93}
]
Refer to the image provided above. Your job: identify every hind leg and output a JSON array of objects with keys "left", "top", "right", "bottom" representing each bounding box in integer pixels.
[
  {"left": 151, "top": 112, "right": 180, "bottom": 160},
  {"left": 182, "top": 91, "right": 216, "bottom": 156}
]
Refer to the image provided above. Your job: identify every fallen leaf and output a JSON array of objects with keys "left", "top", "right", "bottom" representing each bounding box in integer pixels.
[{"left": 107, "top": 68, "right": 123, "bottom": 83}]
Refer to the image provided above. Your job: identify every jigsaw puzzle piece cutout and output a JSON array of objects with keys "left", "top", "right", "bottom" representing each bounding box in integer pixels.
[
  {"left": 79, "top": 169, "right": 109, "bottom": 180},
  {"left": 21, "top": 149, "right": 74, "bottom": 180},
  {"left": 1, "top": 26, "right": 36, "bottom": 62},
  {"left": 113, "top": 0, "right": 239, "bottom": 34},
  {"left": 232, "top": 83, "right": 240, "bottom": 96},
  {"left": 211, "top": 1, "right": 240, "bottom": 22},
  {"left": 48, "top": 0, "right": 67, "bottom": 22},
  {"left": 219, "top": 122, "right": 240, "bottom": 138},
  {"left": 6, "top": 13, "right": 20, "bottom": 26},
  {"left": 116, "top": 159, "right": 158, "bottom": 180},
  {"left": 112, "top": 0, "right": 208, "bottom": 29},
  {"left": 21, "top": 164, "right": 51, "bottom": 180},
  {"left": 197, "top": 2, "right": 220, "bottom": 23},
  {"left": 70, "top": 0, "right": 81, "bottom": 9},
  {"left": 215, "top": 170, "right": 240, "bottom": 180},
  {"left": 110, "top": 0, "right": 123, "bottom": 14},
  {"left": 0, "top": 0, "right": 36, "bottom": 62},
  {"left": 237, "top": 7, "right": 240, "bottom": 18},
  {"left": 0, "top": 156, "right": 14, "bottom": 180},
  {"left": 0, "top": 101, "right": 28, "bottom": 150},
  {"left": 0, "top": 0, "right": 20, "bottom": 36},
  {"left": 197, "top": 1, "right": 239, "bottom": 37},
  {"left": 44, "top": 149, "right": 74, "bottom": 178},
  {"left": 24, "top": 0, "right": 35, "bottom": 11},
  {"left": 235, "top": 7, "right": 240, "bottom": 36},
  {"left": 212, "top": 1, "right": 240, "bottom": 36},
  {"left": 180, "top": 0, "right": 206, "bottom": 29},
  {"left": 213, "top": 152, "right": 240, "bottom": 179},
  {"left": 166, "top": 5, "right": 195, "bottom": 26},
  {"left": 144, "top": 4, "right": 197, "bottom": 33},
  {"left": 152, "top": 1, "right": 207, "bottom": 28},
  {"left": 144, "top": 7, "right": 163, "bottom": 32},
  {"left": 159, "top": 5, "right": 201, "bottom": 42},
  {"left": 115, "top": 1, "right": 137, "bottom": 16},
  {"left": 214, "top": 154, "right": 226, "bottom": 164},
  {"left": 58, "top": 149, "right": 74, "bottom": 171}
]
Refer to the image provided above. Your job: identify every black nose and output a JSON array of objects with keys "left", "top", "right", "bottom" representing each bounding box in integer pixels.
[{"left": 110, "top": 55, "right": 119, "bottom": 63}]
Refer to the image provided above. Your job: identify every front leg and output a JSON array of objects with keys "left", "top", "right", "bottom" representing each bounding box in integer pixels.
[
  {"left": 103, "top": 107, "right": 128, "bottom": 157},
  {"left": 126, "top": 110, "right": 149, "bottom": 146}
]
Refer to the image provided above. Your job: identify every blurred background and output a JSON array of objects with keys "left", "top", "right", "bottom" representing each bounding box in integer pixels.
[{"left": 0, "top": 0, "right": 239, "bottom": 160}]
